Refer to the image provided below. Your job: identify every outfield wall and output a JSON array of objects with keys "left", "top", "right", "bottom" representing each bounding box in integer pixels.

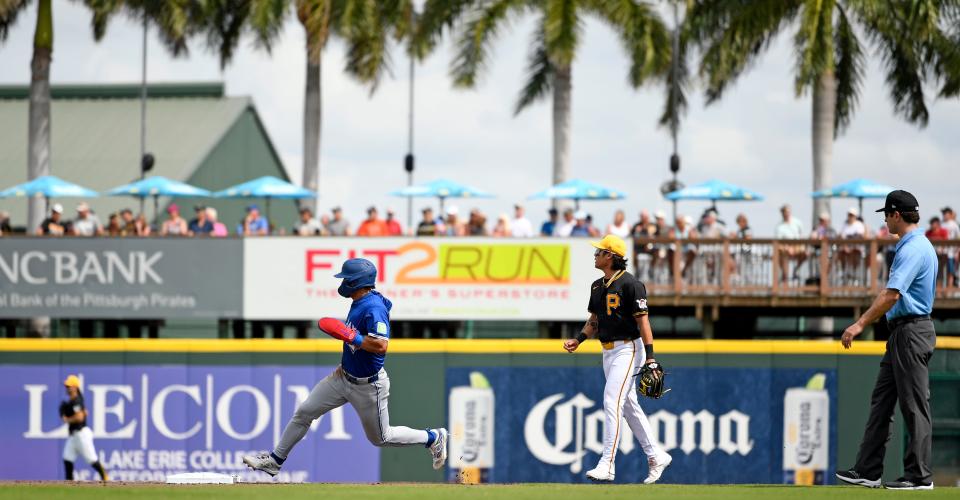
[{"left": 1, "top": 339, "right": 958, "bottom": 484}]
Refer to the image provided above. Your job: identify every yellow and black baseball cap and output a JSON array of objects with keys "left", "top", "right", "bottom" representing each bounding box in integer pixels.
[
  {"left": 591, "top": 234, "right": 627, "bottom": 258},
  {"left": 63, "top": 375, "right": 81, "bottom": 388}
]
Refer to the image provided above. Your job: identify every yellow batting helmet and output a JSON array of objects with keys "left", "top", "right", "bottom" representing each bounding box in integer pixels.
[{"left": 63, "top": 375, "right": 81, "bottom": 388}]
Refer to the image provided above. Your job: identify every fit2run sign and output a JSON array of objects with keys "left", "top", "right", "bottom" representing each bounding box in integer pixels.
[{"left": 243, "top": 237, "right": 598, "bottom": 320}]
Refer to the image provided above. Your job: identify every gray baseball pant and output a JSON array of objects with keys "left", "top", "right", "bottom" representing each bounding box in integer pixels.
[
  {"left": 854, "top": 317, "right": 936, "bottom": 483},
  {"left": 274, "top": 366, "right": 428, "bottom": 459}
]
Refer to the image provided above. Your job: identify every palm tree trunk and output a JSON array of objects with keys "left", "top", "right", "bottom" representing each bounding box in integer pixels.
[
  {"left": 28, "top": 0, "right": 53, "bottom": 338},
  {"left": 28, "top": 0, "right": 52, "bottom": 233},
  {"left": 811, "top": 71, "right": 835, "bottom": 225},
  {"left": 301, "top": 50, "right": 321, "bottom": 214},
  {"left": 552, "top": 64, "right": 572, "bottom": 209}
]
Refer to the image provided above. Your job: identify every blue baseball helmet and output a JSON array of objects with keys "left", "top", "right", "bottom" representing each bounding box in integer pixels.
[{"left": 335, "top": 258, "right": 377, "bottom": 297}]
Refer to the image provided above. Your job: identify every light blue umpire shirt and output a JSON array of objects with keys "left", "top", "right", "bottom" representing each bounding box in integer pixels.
[{"left": 885, "top": 228, "right": 938, "bottom": 320}]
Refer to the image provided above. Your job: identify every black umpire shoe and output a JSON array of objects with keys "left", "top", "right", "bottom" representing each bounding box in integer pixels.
[
  {"left": 884, "top": 478, "right": 934, "bottom": 490},
  {"left": 836, "top": 469, "right": 880, "bottom": 488}
]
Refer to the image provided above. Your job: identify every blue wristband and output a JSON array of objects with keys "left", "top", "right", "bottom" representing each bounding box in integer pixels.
[{"left": 351, "top": 334, "right": 365, "bottom": 348}]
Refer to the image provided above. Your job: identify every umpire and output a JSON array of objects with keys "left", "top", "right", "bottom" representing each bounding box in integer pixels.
[{"left": 836, "top": 190, "right": 937, "bottom": 490}]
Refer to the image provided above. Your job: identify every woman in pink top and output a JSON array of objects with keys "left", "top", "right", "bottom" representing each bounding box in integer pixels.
[
  {"left": 207, "top": 207, "right": 228, "bottom": 237},
  {"left": 160, "top": 204, "right": 188, "bottom": 236}
]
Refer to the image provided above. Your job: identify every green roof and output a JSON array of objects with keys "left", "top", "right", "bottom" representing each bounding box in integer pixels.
[
  {"left": 0, "top": 83, "right": 291, "bottom": 227},
  {"left": 0, "top": 82, "right": 224, "bottom": 100}
]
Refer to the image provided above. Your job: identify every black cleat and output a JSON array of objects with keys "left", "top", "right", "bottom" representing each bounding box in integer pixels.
[
  {"left": 836, "top": 469, "right": 880, "bottom": 488},
  {"left": 884, "top": 478, "right": 933, "bottom": 490}
]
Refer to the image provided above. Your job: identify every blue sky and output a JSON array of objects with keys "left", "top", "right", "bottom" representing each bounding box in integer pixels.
[{"left": 1, "top": 2, "right": 958, "bottom": 234}]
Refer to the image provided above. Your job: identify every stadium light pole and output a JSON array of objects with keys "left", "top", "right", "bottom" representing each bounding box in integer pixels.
[
  {"left": 139, "top": 13, "right": 147, "bottom": 215},
  {"left": 405, "top": 50, "right": 415, "bottom": 234},
  {"left": 667, "top": 0, "right": 682, "bottom": 222}
]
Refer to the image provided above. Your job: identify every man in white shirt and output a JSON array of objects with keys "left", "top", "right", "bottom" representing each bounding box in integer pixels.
[
  {"left": 838, "top": 207, "right": 867, "bottom": 282},
  {"left": 71, "top": 202, "right": 103, "bottom": 237},
  {"left": 774, "top": 204, "right": 806, "bottom": 283},
  {"left": 511, "top": 204, "right": 534, "bottom": 237},
  {"left": 555, "top": 208, "right": 576, "bottom": 237}
]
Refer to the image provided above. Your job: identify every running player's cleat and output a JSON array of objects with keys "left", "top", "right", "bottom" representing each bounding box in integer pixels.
[
  {"left": 242, "top": 453, "right": 281, "bottom": 477},
  {"left": 429, "top": 428, "right": 448, "bottom": 470}
]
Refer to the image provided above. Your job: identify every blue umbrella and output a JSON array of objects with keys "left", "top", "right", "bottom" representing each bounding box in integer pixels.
[
  {"left": 811, "top": 178, "right": 894, "bottom": 214},
  {"left": 106, "top": 176, "right": 212, "bottom": 220},
  {"left": 0, "top": 175, "right": 98, "bottom": 212},
  {"left": 664, "top": 179, "right": 764, "bottom": 210},
  {"left": 214, "top": 176, "right": 316, "bottom": 221},
  {"left": 528, "top": 179, "right": 626, "bottom": 210},
  {"left": 390, "top": 178, "right": 493, "bottom": 213},
  {"left": 0, "top": 175, "right": 99, "bottom": 199}
]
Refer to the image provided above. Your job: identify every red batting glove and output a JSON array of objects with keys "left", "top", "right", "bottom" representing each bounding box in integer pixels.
[{"left": 318, "top": 318, "right": 362, "bottom": 347}]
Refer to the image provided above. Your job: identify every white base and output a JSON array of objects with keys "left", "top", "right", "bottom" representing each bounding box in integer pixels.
[{"left": 165, "top": 472, "right": 238, "bottom": 484}]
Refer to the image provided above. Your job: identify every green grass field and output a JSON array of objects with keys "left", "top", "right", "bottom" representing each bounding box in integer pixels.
[{"left": 0, "top": 483, "right": 956, "bottom": 500}]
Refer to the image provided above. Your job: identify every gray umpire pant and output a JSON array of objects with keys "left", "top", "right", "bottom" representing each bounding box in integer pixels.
[
  {"left": 854, "top": 316, "right": 936, "bottom": 483},
  {"left": 274, "top": 366, "right": 428, "bottom": 459}
]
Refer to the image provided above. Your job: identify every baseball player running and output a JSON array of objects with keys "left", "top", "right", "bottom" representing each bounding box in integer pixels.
[
  {"left": 60, "top": 375, "right": 108, "bottom": 481},
  {"left": 243, "top": 258, "right": 448, "bottom": 476},
  {"left": 563, "top": 235, "right": 672, "bottom": 483}
]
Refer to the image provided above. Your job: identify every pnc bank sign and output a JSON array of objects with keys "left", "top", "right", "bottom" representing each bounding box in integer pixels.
[{"left": 304, "top": 242, "right": 571, "bottom": 286}]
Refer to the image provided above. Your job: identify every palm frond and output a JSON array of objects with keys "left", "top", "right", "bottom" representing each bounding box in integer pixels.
[
  {"left": 793, "top": 0, "right": 834, "bottom": 96},
  {"left": 342, "top": 0, "right": 392, "bottom": 91},
  {"left": 854, "top": 0, "right": 931, "bottom": 126},
  {"left": 543, "top": 0, "right": 581, "bottom": 68},
  {"left": 832, "top": 4, "right": 864, "bottom": 135},
  {"left": 298, "top": 0, "right": 332, "bottom": 64},
  {"left": 82, "top": 0, "right": 122, "bottom": 41},
  {"left": 247, "top": 0, "right": 287, "bottom": 52},
  {"left": 0, "top": 0, "right": 29, "bottom": 41},
  {"left": 687, "top": 0, "right": 801, "bottom": 103},
  {"left": 514, "top": 19, "right": 553, "bottom": 114},
  {"left": 414, "top": 0, "right": 474, "bottom": 60},
  {"left": 451, "top": 0, "right": 526, "bottom": 88},
  {"left": 591, "top": 0, "right": 671, "bottom": 87}
]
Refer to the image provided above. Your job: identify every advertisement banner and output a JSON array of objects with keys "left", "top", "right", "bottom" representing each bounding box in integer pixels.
[
  {"left": 0, "top": 239, "right": 242, "bottom": 318},
  {"left": 445, "top": 366, "right": 837, "bottom": 484},
  {"left": 448, "top": 373, "right": 495, "bottom": 483},
  {"left": 243, "top": 237, "right": 599, "bottom": 320},
  {"left": 0, "top": 364, "right": 378, "bottom": 482},
  {"left": 783, "top": 388, "right": 830, "bottom": 484}
]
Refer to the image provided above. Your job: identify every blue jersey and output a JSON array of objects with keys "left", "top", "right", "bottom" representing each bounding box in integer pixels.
[
  {"left": 341, "top": 291, "right": 392, "bottom": 377},
  {"left": 886, "top": 228, "right": 937, "bottom": 320}
]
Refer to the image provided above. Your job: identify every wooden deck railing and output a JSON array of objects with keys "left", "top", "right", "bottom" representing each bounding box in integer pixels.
[{"left": 632, "top": 237, "right": 960, "bottom": 303}]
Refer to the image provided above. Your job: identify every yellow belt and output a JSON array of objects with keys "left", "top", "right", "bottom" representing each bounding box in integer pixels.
[{"left": 601, "top": 339, "right": 636, "bottom": 350}]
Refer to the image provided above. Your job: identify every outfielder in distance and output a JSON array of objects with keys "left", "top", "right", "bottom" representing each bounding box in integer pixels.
[
  {"left": 563, "top": 235, "right": 672, "bottom": 483},
  {"left": 60, "top": 375, "right": 109, "bottom": 481},
  {"left": 243, "top": 258, "right": 448, "bottom": 476}
]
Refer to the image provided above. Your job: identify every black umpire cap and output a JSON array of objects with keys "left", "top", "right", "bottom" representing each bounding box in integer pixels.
[{"left": 875, "top": 190, "right": 920, "bottom": 213}]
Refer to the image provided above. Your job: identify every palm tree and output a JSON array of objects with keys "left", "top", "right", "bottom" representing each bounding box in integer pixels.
[
  {"left": 686, "top": 0, "right": 960, "bottom": 223},
  {"left": 200, "top": 0, "right": 412, "bottom": 213},
  {"left": 416, "top": 0, "right": 671, "bottom": 202},
  {"left": 1, "top": 0, "right": 53, "bottom": 234}
]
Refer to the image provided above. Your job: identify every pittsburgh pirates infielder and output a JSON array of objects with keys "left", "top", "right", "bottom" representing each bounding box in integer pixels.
[
  {"left": 60, "top": 375, "right": 109, "bottom": 481},
  {"left": 243, "top": 258, "right": 448, "bottom": 476},
  {"left": 563, "top": 235, "right": 672, "bottom": 483}
]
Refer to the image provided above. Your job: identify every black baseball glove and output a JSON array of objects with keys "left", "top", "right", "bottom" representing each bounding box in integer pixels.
[{"left": 637, "top": 362, "right": 669, "bottom": 399}]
